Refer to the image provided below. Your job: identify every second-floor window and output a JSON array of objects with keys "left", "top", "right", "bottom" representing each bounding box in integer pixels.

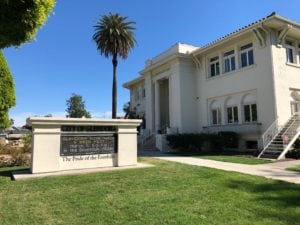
[
  {"left": 209, "top": 56, "right": 220, "bottom": 77},
  {"left": 224, "top": 50, "right": 235, "bottom": 73},
  {"left": 240, "top": 43, "right": 254, "bottom": 68},
  {"left": 286, "top": 40, "right": 295, "bottom": 63}
]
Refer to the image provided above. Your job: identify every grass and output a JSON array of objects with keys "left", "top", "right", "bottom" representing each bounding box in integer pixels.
[
  {"left": 0, "top": 158, "right": 299, "bottom": 225},
  {"left": 286, "top": 165, "right": 300, "bottom": 172},
  {"left": 166, "top": 151, "right": 271, "bottom": 165},
  {"left": 196, "top": 155, "right": 271, "bottom": 165}
]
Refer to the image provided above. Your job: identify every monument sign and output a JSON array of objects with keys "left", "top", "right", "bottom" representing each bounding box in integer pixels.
[{"left": 27, "top": 117, "right": 142, "bottom": 173}]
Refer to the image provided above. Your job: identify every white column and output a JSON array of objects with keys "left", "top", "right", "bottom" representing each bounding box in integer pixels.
[
  {"left": 234, "top": 45, "right": 239, "bottom": 69},
  {"left": 144, "top": 75, "right": 153, "bottom": 133},
  {"left": 218, "top": 52, "right": 223, "bottom": 74},
  {"left": 155, "top": 80, "right": 160, "bottom": 132}
]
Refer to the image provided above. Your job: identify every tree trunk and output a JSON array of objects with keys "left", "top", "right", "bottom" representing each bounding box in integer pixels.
[{"left": 112, "top": 54, "right": 118, "bottom": 119}]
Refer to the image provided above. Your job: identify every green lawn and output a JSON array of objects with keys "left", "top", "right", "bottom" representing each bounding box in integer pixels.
[
  {"left": 0, "top": 158, "right": 299, "bottom": 225},
  {"left": 167, "top": 151, "right": 271, "bottom": 165},
  {"left": 286, "top": 165, "right": 300, "bottom": 172},
  {"left": 196, "top": 155, "right": 271, "bottom": 165}
]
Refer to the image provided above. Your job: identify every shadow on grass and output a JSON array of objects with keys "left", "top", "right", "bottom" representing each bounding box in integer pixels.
[
  {"left": 225, "top": 178, "right": 300, "bottom": 223},
  {"left": 0, "top": 167, "right": 30, "bottom": 179}
]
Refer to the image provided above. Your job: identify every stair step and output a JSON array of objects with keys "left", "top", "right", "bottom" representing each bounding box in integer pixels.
[
  {"left": 267, "top": 146, "right": 283, "bottom": 149},
  {"left": 267, "top": 145, "right": 283, "bottom": 148},
  {"left": 264, "top": 150, "right": 282, "bottom": 154},
  {"left": 271, "top": 140, "right": 283, "bottom": 143}
]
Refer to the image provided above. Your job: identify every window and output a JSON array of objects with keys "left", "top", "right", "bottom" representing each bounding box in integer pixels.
[
  {"left": 244, "top": 104, "right": 257, "bottom": 122},
  {"left": 223, "top": 50, "right": 236, "bottom": 73},
  {"left": 227, "top": 106, "right": 238, "bottom": 124},
  {"left": 210, "top": 101, "right": 222, "bottom": 125},
  {"left": 135, "top": 87, "right": 142, "bottom": 101},
  {"left": 211, "top": 108, "right": 222, "bottom": 125},
  {"left": 142, "top": 88, "right": 146, "bottom": 98},
  {"left": 285, "top": 40, "right": 295, "bottom": 63},
  {"left": 134, "top": 88, "right": 139, "bottom": 101},
  {"left": 240, "top": 43, "right": 254, "bottom": 68},
  {"left": 209, "top": 56, "right": 220, "bottom": 77}
]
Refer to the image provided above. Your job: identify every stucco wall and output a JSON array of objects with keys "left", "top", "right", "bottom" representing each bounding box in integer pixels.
[
  {"left": 178, "top": 59, "right": 198, "bottom": 133},
  {"left": 196, "top": 34, "right": 276, "bottom": 133},
  {"left": 271, "top": 31, "right": 300, "bottom": 126}
]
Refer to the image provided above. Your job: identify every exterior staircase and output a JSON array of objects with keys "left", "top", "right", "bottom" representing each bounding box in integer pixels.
[
  {"left": 258, "top": 113, "right": 300, "bottom": 160},
  {"left": 140, "top": 134, "right": 156, "bottom": 151},
  {"left": 137, "top": 129, "right": 157, "bottom": 151}
]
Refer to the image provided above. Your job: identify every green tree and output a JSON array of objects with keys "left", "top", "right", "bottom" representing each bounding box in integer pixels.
[
  {"left": 123, "top": 101, "right": 130, "bottom": 118},
  {"left": 0, "top": 0, "right": 55, "bottom": 128},
  {"left": 66, "top": 94, "right": 91, "bottom": 118},
  {"left": 123, "top": 101, "right": 137, "bottom": 119},
  {"left": 0, "top": 0, "right": 56, "bottom": 48},
  {"left": 0, "top": 51, "right": 16, "bottom": 128},
  {"left": 93, "top": 13, "right": 136, "bottom": 118}
]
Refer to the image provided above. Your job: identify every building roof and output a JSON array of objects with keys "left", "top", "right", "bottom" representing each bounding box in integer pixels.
[
  {"left": 123, "top": 75, "right": 145, "bottom": 89},
  {"left": 192, "top": 12, "right": 300, "bottom": 56},
  {"left": 124, "top": 12, "right": 300, "bottom": 86}
]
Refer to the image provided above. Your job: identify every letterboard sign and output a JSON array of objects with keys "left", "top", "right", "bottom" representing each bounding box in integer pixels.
[{"left": 60, "top": 134, "right": 117, "bottom": 156}]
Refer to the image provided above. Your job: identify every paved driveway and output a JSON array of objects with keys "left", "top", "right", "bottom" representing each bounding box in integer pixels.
[{"left": 155, "top": 156, "right": 300, "bottom": 184}]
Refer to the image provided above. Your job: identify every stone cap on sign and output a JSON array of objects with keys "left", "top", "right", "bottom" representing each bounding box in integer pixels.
[{"left": 26, "top": 117, "right": 142, "bottom": 127}]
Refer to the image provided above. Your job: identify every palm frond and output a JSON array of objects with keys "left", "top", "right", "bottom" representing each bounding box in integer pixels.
[{"left": 93, "top": 12, "right": 136, "bottom": 59}]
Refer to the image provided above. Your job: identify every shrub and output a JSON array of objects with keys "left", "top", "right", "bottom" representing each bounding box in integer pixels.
[
  {"left": 210, "top": 132, "right": 239, "bottom": 151},
  {"left": 293, "top": 138, "right": 300, "bottom": 149},
  {"left": 286, "top": 149, "right": 300, "bottom": 159},
  {"left": 167, "top": 132, "right": 239, "bottom": 152},
  {"left": 0, "top": 149, "right": 30, "bottom": 167},
  {"left": 0, "top": 136, "right": 32, "bottom": 167},
  {"left": 22, "top": 134, "right": 32, "bottom": 153},
  {"left": 10, "top": 150, "right": 30, "bottom": 166},
  {"left": 167, "top": 133, "right": 209, "bottom": 151}
]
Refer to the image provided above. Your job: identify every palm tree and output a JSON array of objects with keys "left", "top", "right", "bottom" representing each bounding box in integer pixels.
[{"left": 93, "top": 13, "right": 136, "bottom": 119}]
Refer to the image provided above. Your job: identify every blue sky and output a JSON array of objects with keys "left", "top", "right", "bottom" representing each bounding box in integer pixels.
[{"left": 3, "top": 0, "right": 300, "bottom": 126}]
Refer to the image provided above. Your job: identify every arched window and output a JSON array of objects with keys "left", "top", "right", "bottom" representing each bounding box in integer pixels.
[
  {"left": 210, "top": 101, "right": 222, "bottom": 125},
  {"left": 243, "top": 94, "right": 257, "bottom": 122},
  {"left": 226, "top": 98, "right": 238, "bottom": 124},
  {"left": 290, "top": 91, "right": 300, "bottom": 115}
]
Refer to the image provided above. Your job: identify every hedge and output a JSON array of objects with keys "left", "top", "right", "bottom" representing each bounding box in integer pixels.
[{"left": 167, "top": 132, "right": 239, "bottom": 152}]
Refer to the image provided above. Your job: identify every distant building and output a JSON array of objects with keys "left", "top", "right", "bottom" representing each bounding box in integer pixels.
[
  {"left": 123, "top": 13, "right": 300, "bottom": 159},
  {"left": 2, "top": 127, "right": 30, "bottom": 147}
]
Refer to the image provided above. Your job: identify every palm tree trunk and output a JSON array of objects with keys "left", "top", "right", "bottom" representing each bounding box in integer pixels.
[{"left": 112, "top": 54, "right": 118, "bottom": 119}]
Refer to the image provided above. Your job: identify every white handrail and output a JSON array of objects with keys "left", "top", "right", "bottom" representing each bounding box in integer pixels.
[
  {"left": 278, "top": 130, "right": 300, "bottom": 160},
  {"left": 259, "top": 113, "right": 300, "bottom": 159},
  {"left": 281, "top": 114, "right": 300, "bottom": 147},
  {"left": 261, "top": 118, "right": 280, "bottom": 149}
]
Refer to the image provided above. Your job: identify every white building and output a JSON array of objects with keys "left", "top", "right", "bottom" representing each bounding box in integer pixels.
[{"left": 123, "top": 13, "right": 300, "bottom": 159}]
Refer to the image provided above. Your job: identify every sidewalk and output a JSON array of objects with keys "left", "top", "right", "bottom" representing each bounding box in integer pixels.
[{"left": 155, "top": 156, "right": 300, "bottom": 184}]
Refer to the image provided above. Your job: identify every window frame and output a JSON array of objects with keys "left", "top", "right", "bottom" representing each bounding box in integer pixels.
[
  {"left": 209, "top": 56, "right": 220, "bottom": 77},
  {"left": 243, "top": 103, "right": 257, "bottom": 123},
  {"left": 227, "top": 106, "right": 239, "bottom": 124},
  {"left": 285, "top": 40, "right": 295, "bottom": 64},
  {"left": 142, "top": 88, "right": 146, "bottom": 98},
  {"left": 223, "top": 50, "right": 236, "bottom": 73},
  {"left": 240, "top": 43, "right": 254, "bottom": 68},
  {"left": 211, "top": 108, "right": 222, "bottom": 125}
]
